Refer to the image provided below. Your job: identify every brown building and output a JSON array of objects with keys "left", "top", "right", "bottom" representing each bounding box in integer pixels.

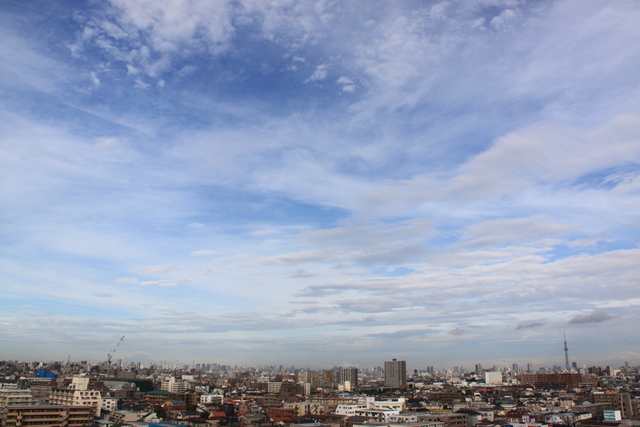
[
  {"left": 253, "top": 394, "right": 285, "bottom": 408},
  {"left": 267, "top": 407, "right": 297, "bottom": 423},
  {"left": 419, "top": 413, "right": 468, "bottom": 427},
  {"left": 520, "top": 373, "right": 588, "bottom": 388},
  {"left": 592, "top": 392, "right": 618, "bottom": 404},
  {"left": 162, "top": 400, "right": 187, "bottom": 411},
  {"left": 3, "top": 405, "right": 95, "bottom": 427},
  {"left": 426, "top": 392, "right": 465, "bottom": 405},
  {"left": 176, "top": 392, "right": 198, "bottom": 408},
  {"left": 279, "top": 381, "right": 304, "bottom": 396},
  {"left": 142, "top": 390, "right": 177, "bottom": 404}
]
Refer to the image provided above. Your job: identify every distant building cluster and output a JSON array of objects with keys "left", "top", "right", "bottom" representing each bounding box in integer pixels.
[{"left": 0, "top": 357, "right": 639, "bottom": 427}]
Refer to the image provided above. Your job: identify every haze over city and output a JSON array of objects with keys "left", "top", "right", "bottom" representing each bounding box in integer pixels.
[{"left": 1, "top": 0, "right": 640, "bottom": 369}]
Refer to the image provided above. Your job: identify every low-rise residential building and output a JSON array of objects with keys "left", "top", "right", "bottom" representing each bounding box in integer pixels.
[
  {"left": 200, "top": 394, "right": 224, "bottom": 405},
  {"left": 334, "top": 404, "right": 368, "bottom": 417},
  {"left": 352, "top": 421, "right": 444, "bottom": 427},
  {"left": 0, "top": 389, "right": 38, "bottom": 408},
  {"left": 419, "top": 412, "right": 468, "bottom": 427},
  {"left": 108, "top": 409, "right": 153, "bottom": 423},
  {"left": 101, "top": 397, "right": 118, "bottom": 413},
  {"left": 353, "top": 408, "right": 400, "bottom": 422},
  {"left": 2, "top": 405, "right": 95, "bottom": 427},
  {"left": 48, "top": 387, "right": 102, "bottom": 409}
]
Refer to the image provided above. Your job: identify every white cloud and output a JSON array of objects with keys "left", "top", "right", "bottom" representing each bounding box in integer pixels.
[
  {"left": 490, "top": 9, "right": 517, "bottom": 30},
  {"left": 337, "top": 76, "right": 356, "bottom": 92},
  {"left": 197, "top": 267, "right": 222, "bottom": 276},
  {"left": 126, "top": 64, "right": 140, "bottom": 75},
  {"left": 2, "top": 0, "right": 640, "bottom": 367},
  {"left": 90, "top": 71, "right": 100, "bottom": 87},
  {"left": 115, "top": 277, "right": 139, "bottom": 284},
  {"left": 134, "top": 265, "right": 180, "bottom": 275},
  {"left": 190, "top": 249, "right": 218, "bottom": 257},
  {"left": 609, "top": 171, "right": 640, "bottom": 194},
  {"left": 288, "top": 269, "right": 318, "bottom": 279},
  {"left": 448, "top": 114, "right": 640, "bottom": 199},
  {"left": 461, "top": 215, "right": 574, "bottom": 247},
  {"left": 139, "top": 280, "right": 178, "bottom": 287},
  {"left": 133, "top": 78, "right": 150, "bottom": 89},
  {"left": 305, "top": 64, "right": 328, "bottom": 82}
]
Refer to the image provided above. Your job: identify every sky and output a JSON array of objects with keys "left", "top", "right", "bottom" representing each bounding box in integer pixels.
[{"left": 1, "top": 0, "right": 640, "bottom": 371}]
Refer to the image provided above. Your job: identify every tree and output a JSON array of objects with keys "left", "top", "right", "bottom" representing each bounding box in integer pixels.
[{"left": 155, "top": 407, "right": 167, "bottom": 420}]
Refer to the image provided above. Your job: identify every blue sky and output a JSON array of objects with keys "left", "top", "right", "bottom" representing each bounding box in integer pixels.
[{"left": 1, "top": 0, "right": 640, "bottom": 370}]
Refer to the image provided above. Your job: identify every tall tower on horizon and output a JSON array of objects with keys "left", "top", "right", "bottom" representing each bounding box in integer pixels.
[{"left": 564, "top": 333, "right": 570, "bottom": 370}]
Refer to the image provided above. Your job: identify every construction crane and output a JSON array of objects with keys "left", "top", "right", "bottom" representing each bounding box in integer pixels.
[{"left": 107, "top": 336, "right": 125, "bottom": 365}]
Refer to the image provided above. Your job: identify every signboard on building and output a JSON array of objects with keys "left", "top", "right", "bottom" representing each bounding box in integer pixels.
[{"left": 603, "top": 411, "right": 621, "bottom": 421}]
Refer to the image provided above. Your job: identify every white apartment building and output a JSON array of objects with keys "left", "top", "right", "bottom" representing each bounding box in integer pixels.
[
  {"left": 48, "top": 388, "right": 101, "bottom": 409},
  {"left": 70, "top": 376, "right": 90, "bottom": 390},
  {"left": 48, "top": 376, "right": 101, "bottom": 412},
  {"left": 334, "top": 404, "right": 368, "bottom": 416},
  {"left": 389, "top": 414, "right": 419, "bottom": 423},
  {"left": 101, "top": 397, "right": 118, "bottom": 413},
  {"left": 371, "top": 397, "right": 406, "bottom": 411},
  {"left": 484, "top": 372, "right": 502, "bottom": 385},
  {"left": 355, "top": 409, "right": 401, "bottom": 421},
  {"left": 200, "top": 394, "right": 224, "bottom": 405},
  {"left": 160, "top": 377, "right": 190, "bottom": 393}
]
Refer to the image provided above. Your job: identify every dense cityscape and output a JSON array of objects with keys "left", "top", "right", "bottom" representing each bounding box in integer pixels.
[{"left": 1, "top": 350, "right": 638, "bottom": 427}]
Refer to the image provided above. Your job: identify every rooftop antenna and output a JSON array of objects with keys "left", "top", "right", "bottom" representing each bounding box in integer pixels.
[{"left": 564, "top": 333, "right": 570, "bottom": 370}]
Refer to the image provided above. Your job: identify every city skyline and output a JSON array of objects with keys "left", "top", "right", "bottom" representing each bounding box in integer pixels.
[
  {"left": 4, "top": 355, "right": 636, "bottom": 374},
  {"left": 0, "top": 341, "right": 632, "bottom": 373},
  {"left": 1, "top": 0, "right": 640, "bottom": 368}
]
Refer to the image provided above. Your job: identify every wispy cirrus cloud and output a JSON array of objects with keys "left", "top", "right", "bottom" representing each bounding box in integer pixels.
[
  {"left": 139, "top": 280, "right": 179, "bottom": 288},
  {"left": 190, "top": 250, "right": 218, "bottom": 257},
  {"left": 1, "top": 0, "right": 640, "bottom": 368},
  {"left": 133, "top": 265, "right": 180, "bottom": 275}
]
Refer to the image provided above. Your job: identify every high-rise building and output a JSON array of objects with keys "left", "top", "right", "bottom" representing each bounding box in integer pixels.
[
  {"left": 337, "top": 367, "right": 358, "bottom": 388},
  {"left": 384, "top": 359, "right": 406, "bottom": 388}
]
